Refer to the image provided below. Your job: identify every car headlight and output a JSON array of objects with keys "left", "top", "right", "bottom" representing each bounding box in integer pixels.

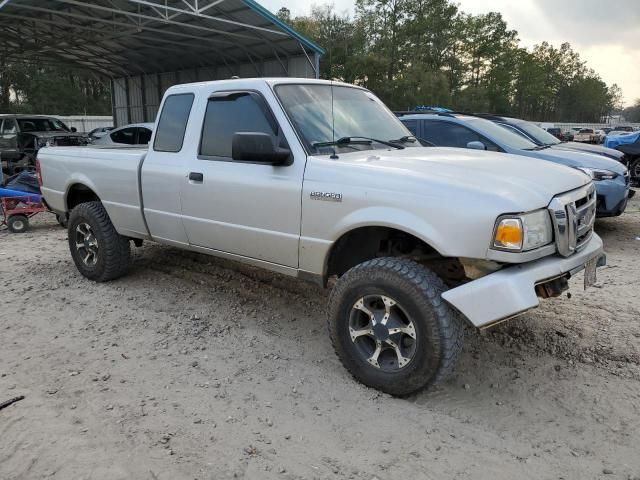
[
  {"left": 493, "top": 209, "right": 553, "bottom": 252},
  {"left": 37, "top": 137, "right": 51, "bottom": 147},
  {"left": 576, "top": 167, "right": 616, "bottom": 181}
]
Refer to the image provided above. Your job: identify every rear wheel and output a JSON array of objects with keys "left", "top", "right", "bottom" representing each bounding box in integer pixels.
[
  {"left": 7, "top": 215, "right": 29, "bottom": 233},
  {"left": 55, "top": 214, "right": 68, "bottom": 228},
  {"left": 68, "top": 201, "right": 130, "bottom": 282},
  {"left": 327, "top": 257, "right": 465, "bottom": 396}
]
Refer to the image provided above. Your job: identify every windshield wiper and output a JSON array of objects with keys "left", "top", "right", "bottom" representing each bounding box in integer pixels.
[
  {"left": 525, "top": 144, "right": 551, "bottom": 151},
  {"left": 313, "top": 136, "right": 404, "bottom": 149}
]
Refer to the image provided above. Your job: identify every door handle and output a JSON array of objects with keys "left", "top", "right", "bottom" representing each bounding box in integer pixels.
[{"left": 189, "top": 172, "right": 203, "bottom": 182}]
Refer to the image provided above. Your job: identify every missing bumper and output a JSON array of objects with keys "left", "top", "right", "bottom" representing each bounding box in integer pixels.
[{"left": 535, "top": 275, "right": 569, "bottom": 299}]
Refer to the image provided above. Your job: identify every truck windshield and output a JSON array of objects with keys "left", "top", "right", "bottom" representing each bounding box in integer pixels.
[
  {"left": 274, "top": 84, "right": 415, "bottom": 155},
  {"left": 17, "top": 118, "right": 70, "bottom": 133}
]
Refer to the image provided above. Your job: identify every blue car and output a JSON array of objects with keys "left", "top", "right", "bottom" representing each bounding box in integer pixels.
[{"left": 398, "top": 112, "right": 632, "bottom": 217}]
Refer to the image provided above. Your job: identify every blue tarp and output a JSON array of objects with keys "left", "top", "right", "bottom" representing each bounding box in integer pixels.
[
  {"left": 0, "top": 187, "right": 41, "bottom": 201},
  {"left": 604, "top": 131, "right": 640, "bottom": 149}
]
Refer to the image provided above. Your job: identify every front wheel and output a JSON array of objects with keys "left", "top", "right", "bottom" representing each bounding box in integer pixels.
[
  {"left": 327, "top": 258, "right": 465, "bottom": 396},
  {"left": 68, "top": 201, "right": 130, "bottom": 282}
]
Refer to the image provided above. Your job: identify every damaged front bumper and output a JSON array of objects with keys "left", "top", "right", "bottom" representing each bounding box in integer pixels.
[{"left": 441, "top": 233, "right": 605, "bottom": 329}]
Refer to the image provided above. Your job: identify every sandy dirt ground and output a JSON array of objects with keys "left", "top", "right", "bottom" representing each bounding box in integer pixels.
[{"left": 1, "top": 197, "right": 640, "bottom": 480}]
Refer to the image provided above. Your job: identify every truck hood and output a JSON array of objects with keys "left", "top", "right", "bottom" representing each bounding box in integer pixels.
[
  {"left": 521, "top": 146, "right": 627, "bottom": 175},
  {"left": 551, "top": 142, "right": 624, "bottom": 161},
  {"left": 307, "top": 147, "right": 590, "bottom": 211}
]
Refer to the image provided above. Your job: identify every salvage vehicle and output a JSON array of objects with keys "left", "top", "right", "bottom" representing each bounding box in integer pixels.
[
  {"left": 0, "top": 115, "right": 88, "bottom": 175},
  {"left": 545, "top": 127, "right": 574, "bottom": 142},
  {"left": 38, "top": 78, "right": 605, "bottom": 396},
  {"left": 475, "top": 115, "right": 626, "bottom": 163},
  {"left": 605, "top": 131, "right": 640, "bottom": 183},
  {"left": 400, "top": 112, "right": 631, "bottom": 217},
  {"left": 574, "top": 128, "right": 596, "bottom": 143},
  {"left": 91, "top": 123, "right": 153, "bottom": 146}
]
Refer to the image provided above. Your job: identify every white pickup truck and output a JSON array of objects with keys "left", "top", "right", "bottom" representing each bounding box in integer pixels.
[{"left": 38, "top": 78, "right": 605, "bottom": 395}]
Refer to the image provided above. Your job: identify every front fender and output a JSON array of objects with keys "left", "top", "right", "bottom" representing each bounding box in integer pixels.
[{"left": 298, "top": 205, "right": 448, "bottom": 276}]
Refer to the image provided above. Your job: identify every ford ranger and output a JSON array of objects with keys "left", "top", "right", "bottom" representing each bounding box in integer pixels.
[{"left": 38, "top": 78, "right": 605, "bottom": 396}]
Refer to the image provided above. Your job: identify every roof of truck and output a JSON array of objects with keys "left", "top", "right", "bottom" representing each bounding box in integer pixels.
[{"left": 165, "top": 77, "right": 365, "bottom": 93}]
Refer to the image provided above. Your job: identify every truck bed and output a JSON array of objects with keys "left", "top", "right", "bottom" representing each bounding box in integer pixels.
[{"left": 38, "top": 146, "right": 149, "bottom": 239}]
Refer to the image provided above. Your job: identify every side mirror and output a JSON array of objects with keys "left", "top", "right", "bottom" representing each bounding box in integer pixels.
[
  {"left": 70, "top": 127, "right": 77, "bottom": 133},
  {"left": 232, "top": 132, "right": 290, "bottom": 165},
  {"left": 467, "top": 140, "right": 486, "bottom": 150}
]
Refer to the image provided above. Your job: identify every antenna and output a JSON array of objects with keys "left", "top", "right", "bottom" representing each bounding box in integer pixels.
[{"left": 330, "top": 80, "right": 338, "bottom": 159}]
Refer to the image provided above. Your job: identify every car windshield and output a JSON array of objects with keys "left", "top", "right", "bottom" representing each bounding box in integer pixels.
[
  {"left": 274, "top": 84, "right": 416, "bottom": 154},
  {"left": 17, "top": 117, "right": 70, "bottom": 132},
  {"left": 514, "top": 121, "right": 561, "bottom": 145},
  {"left": 466, "top": 118, "right": 538, "bottom": 150}
]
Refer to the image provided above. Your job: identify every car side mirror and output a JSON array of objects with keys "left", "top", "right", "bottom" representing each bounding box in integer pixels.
[
  {"left": 467, "top": 140, "right": 486, "bottom": 150},
  {"left": 70, "top": 127, "right": 77, "bottom": 133},
  {"left": 232, "top": 132, "right": 291, "bottom": 165}
]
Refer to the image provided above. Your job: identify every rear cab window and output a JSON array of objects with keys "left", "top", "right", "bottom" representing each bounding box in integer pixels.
[{"left": 154, "top": 93, "right": 195, "bottom": 152}]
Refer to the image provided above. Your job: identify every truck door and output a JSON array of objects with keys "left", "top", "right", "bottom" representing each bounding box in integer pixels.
[{"left": 180, "top": 89, "right": 304, "bottom": 268}]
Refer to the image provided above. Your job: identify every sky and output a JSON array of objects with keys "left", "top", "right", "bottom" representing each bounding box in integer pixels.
[{"left": 260, "top": 0, "right": 640, "bottom": 106}]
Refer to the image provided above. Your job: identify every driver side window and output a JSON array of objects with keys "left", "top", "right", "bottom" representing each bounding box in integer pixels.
[
  {"left": 111, "top": 127, "right": 137, "bottom": 145},
  {"left": 199, "top": 92, "right": 277, "bottom": 160},
  {"left": 1, "top": 119, "right": 17, "bottom": 135}
]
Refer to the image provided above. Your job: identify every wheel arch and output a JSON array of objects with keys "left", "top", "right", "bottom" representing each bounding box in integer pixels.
[
  {"left": 323, "top": 224, "right": 446, "bottom": 283},
  {"left": 65, "top": 182, "right": 101, "bottom": 212}
]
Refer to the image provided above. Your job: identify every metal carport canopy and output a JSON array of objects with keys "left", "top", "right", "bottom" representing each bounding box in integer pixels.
[
  {"left": 0, "top": 0, "right": 324, "bottom": 78},
  {"left": 0, "top": 0, "right": 325, "bottom": 125}
]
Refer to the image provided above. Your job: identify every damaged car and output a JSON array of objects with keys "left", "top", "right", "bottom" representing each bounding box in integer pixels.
[{"left": 0, "top": 115, "right": 89, "bottom": 174}]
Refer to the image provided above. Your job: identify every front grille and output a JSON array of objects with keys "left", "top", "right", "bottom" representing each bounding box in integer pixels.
[
  {"left": 548, "top": 183, "right": 596, "bottom": 257},
  {"left": 53, "top": 136, "right": 86, "bottom": 146}
]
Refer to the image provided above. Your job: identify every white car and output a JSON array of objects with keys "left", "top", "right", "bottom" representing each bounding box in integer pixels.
[{"left": 92, "top": 123, "right": 153, "bottom": 146}]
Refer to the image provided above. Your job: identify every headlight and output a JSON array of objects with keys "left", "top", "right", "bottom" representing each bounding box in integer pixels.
[
  {"left": 576, "top": 167, "right": 616, "bottom": 181},
  {"left": 493, "top": 209, "right": 553, "bottom": 252},
  {"left": 37, "top": 137, "right": 51, "bottom": 147}
]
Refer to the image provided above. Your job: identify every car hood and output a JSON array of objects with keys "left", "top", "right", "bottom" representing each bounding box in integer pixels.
[
  {"left": 23, "top": 131, "right": 86, "bottom": 138},
  {"left": 552, "top": 142, "right": 624, "bottom": 161},
  {"left": 522, "top": 146, "right": 627, "bottom": 175},
  {"left": 307, "top": 147, "right": 590, "bottom": 211}
]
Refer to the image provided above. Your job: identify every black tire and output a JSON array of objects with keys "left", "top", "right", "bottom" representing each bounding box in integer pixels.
[
  {"left": 67, "top": 201, "right": 130, "bottom": 282},
  {"left": 327, "top": 257, "right": 465, "bottom": 396},
  {"left": 56, "top": 213, "right": 68, "bottom": 228},
  {"left": 7, "top": 215, "right": 29, "bottom": 233},
  {"left": 630, "top": 157, "right": 640, "bottom": 184}
]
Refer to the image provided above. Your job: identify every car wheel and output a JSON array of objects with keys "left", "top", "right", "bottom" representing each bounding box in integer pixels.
[
  {"left": 630, "top": 157, "right": 640, "bottom": 183},
  {"left": 55, "top": 214, "right": 68, "bottom": 228},
  {"left": 68, "top": 201, "right": 130, "bottom": 282},
  {"left": 327, "top": 257, "right": 465, "bottom": 396},
  {"left": 7, "top": 214, "right": 29, "bottom": 233}
]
